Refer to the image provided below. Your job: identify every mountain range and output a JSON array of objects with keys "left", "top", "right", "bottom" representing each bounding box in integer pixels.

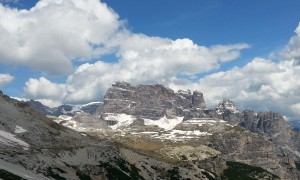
[{"left": 0, "top": 81, "right": 299, "bottom": 179}]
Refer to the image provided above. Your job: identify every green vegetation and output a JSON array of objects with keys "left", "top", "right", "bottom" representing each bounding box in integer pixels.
[{"left": 221, "top": 161, "right": 280, "bottom": 180}]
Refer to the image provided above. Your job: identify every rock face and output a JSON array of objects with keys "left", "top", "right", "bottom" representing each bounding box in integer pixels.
[
  {"left": 215, "top": 99, "right": 240, "bottom": 115},
  {"left": 241, "top": 111, "right": 288, "bottom": 136},
  {"left": 211, "top": 99, "right": 242, "bottom": 125},
  {"left": 103, "top": 81, "right": 206, "bottom": 120},
  {"left": 211, "top": 99, "right": 300, "bottom": 179},
  {"left": 211, "top": 100, "right": 290, "bottom": 141}
]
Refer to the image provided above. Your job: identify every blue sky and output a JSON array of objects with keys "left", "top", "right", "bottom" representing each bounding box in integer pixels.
[
  {"left": 103, "top": 0, "right": 299, "bottom": 54},
  {"left": 0, "top": 0, "right": 300, "bottom": 119}
]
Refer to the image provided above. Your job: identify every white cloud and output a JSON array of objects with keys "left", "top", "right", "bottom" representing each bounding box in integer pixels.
[
  {"left": 23, "top": 34, "right": 248, "bottom": 105},
  {"left": 24, "top": 77, "right": 66, "bottom": 100},
  {"left": 1, "top": 0, "right": 247, "bottom": 104},
  {"left": 18, "top": 0, "right": 249, "bottom": 105},
  {"left": 291, "top": 103, "right": 300, "bottom": 117},
  {"left": 168, "top": 23, "right": 300, "bottom": 120},
  {"left": 114, "top": 34, "right": 249, "bottom": 78},
  {"left": 0, "top": 0, "right": 121, "bottom": 75},
  {"left": 281, "top": 22, "right": 300, "bottom": 65},
  {"left": 170, "top": 58, "right": 300, "bottom": 119},
  {"left": 0, "top": 73, "right": 14, "bottom": 87},
  {"left": 23, "top": 77, "right": 65, "bottom": 107}
]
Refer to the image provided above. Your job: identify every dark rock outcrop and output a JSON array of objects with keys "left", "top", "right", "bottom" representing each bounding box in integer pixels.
[
  {"left": 211, "top": 100, "right": 291, "bottom": 141},
  {"left": 211, "top": 99, "right": 300, "bottom": 179},
  {"left": 103, "top": 81, "right": 206, "bottom": 120}
]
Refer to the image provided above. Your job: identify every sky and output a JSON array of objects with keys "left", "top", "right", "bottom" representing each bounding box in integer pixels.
[{"left": 0, "top": 0, "right": 300, "bottom": 120}]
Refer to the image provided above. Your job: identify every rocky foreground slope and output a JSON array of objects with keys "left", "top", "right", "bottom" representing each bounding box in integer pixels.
[
  {"left": 22, "top": 82, "right": 300, "bottom": 179},
  {"left": 1, "top": 91, "right": 225, "bottom": 180}
]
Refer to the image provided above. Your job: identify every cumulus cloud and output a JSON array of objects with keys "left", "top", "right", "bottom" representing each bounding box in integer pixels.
[
  {"left": 167, "top": 23, "right": 300, "bottom": 120},
  {"left": 170, "top": 57, "right": 300, "bottom": 119},
  {"left": 0, "top": 73, "right": 14, "bottom": 87},
  {"left": 18, "top": 0, "right": 249, "bottom": 105},
  {"left": 114, "top": 34, "right": 248, "bottom": 78},
  {"left": 24, "top": 77, "right": 66, "bottom": 103},
  {"left": 198, "top": 59, "right": 300, "bottom": 110},
  {"left": 23, "top": 35, "right": 248, "bottom": 104},
  {"left": 281, "top": 22, "right": 300, "bottom": 65},
  {"left": 0, "top": 0, "right": 121, "bottom": 75}
]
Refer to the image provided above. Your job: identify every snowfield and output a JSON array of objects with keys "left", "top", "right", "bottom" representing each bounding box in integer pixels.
[
  {"left": 144, "top": 116, "right": 184, "bottom": 130},
  {"left": 104, "top": 113, "right": 136, "bottom": 130}
]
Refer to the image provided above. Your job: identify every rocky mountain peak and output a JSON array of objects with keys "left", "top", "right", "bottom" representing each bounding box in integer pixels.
[
  {"left": 215, "top": 99, "right": 240, "bottom": 114},
  {"left": 103, "top": 82, "right": 207, "bottom": 121},
  {"left": 192, "top": 91, "right": 206, "bottom": 109}
]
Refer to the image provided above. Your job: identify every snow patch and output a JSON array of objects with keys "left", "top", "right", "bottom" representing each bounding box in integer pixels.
[
  {"left": 104, "top": 113, "right": 136, "bottom": 130},
  {"left": 140, "top": 131, "right": 159, "bottom": 134},
  {"left": 0, "top": 130, "right": 30, "bottom": 150},
  {"left": 131, "top": 131, "right": 159, "bottom": 135},
  {"left": 183, "top": 119, "right": 219, "bottom": 124},
  {"left": 14, "top": 126, "right": 27, "bottom": 134},
  {"left": 58, "top": 115, "right": 73, "bottom": 121},
  {"left": 151, "top": 129, "right": 212, "bottom": 141},
  {"left": 170, "top": 130, "right": 212, "bottom": 136},
  {"left": 183, "top": 119, "right": 226, "bottom": 126},
  {"left": 62, "top": 120, "right": 88, "bottom": 132},
  {"left": 81, "top": 101, "right": 102, "bottom": 107},
  {"left": 144, "top": 116, "right": 184, "bottom": 130}
]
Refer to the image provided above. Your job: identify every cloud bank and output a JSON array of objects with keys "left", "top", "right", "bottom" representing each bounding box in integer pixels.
[
  {"left": 0, "top": 0, "right": 121, "bottom": 75},
  {"left": 19, "top": 0, "right": 248, "bottom": 105},
  {"left": 171, "top": 24, "right": 300, "bottom": 119}
]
